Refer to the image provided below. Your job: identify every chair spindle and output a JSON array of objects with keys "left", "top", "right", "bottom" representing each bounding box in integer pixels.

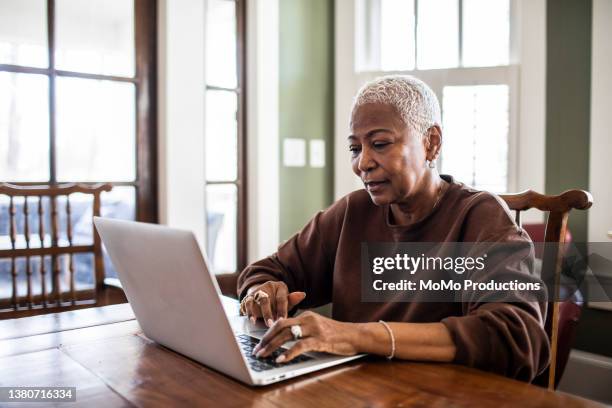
[
  {"left": 93, "top": 192, "right": 104, "bottom": 294},
  {"left": 50, "top": 196, "right": 61, "bottom": 303},
  {"left": 24, "top": 197, "right": 33, "bottom": 307},
  {"left": 38, "top": 196, "right": 47, "bottom": 306},
  {"left": 9, "top": 196, "right": 17, "bottom": 309},
  {"left": 66, "top": 195, "right": 75, "bottom": 304}
]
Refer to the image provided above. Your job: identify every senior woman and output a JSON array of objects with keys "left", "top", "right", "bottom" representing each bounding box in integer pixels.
[{"left": 238, "top": 75, "right": 549, "bottom": 382}]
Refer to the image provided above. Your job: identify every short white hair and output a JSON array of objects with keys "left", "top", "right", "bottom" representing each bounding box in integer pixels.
[{"left": 351, "top": 75, "right": 441, "bottom": 136}]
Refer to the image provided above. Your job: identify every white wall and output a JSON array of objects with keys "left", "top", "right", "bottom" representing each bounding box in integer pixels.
[
  {"left": 246, "top": 0, "right": 280, "bottom": 262},
  {"left": 515, "top": 0, "right": 546, "bottom": 223},
  {"left": 334, "top": 0, "right": 546, "bottom": 225},
  {"left": 334, "top": 0, "right": 361, "bottom": 199},
  {"left": 558, "top": 350, "right": 612, "bottom": 405},
  {"left": 157, "top": 0, "right": 206, "bottom": 247},
  {"left": 589, "top": 0, "right": 612, "bottom": 243}
]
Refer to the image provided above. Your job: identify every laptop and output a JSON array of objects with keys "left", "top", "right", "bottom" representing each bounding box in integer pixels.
[{"left": 93, "top": 217, "right": 363, "bottom": 386}]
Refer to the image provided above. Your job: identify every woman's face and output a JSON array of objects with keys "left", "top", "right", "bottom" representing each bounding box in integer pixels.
[{"left": 349, "top": 103, "right": 430, "bottom": 206}]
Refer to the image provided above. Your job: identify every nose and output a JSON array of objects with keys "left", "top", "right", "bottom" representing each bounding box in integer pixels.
[{"left": 357, "top": 146, "right": 376, "bottom": 174}]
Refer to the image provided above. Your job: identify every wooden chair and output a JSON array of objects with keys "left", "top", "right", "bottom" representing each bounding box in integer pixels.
[
  {"left": 217, "top": 273, "right": 240, "bottom": 299},
  {"left": 499, "top": 189, "right": 593, "bottom": 390},
  {"left": 0, "top": 183, "right": 127, "bottom": 319}
]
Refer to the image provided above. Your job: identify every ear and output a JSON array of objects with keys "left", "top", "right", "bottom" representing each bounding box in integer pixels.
[{"left": 424, "top": 125, "right": 442, "bottom": 161}]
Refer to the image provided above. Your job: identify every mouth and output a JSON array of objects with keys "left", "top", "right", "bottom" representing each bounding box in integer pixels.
[{"left": 364, "top": 180, "right": 389, "bottom": 193}]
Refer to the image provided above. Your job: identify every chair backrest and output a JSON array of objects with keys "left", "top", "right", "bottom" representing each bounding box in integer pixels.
[
  {"left": 0, "top": 183, "right": 112, "bottom": 317},
  {"left": 499, "top": 189, "right": 593, "bottom": 389}
]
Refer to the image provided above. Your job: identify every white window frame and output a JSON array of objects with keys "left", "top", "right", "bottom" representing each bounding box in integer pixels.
[{"left": 335, "top": 0, "right": 546, "bottom": 223}]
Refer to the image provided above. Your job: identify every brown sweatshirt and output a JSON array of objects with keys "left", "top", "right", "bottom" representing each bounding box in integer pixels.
[{"left": 237, "top": 175, "right": 550, "bottom": 382}]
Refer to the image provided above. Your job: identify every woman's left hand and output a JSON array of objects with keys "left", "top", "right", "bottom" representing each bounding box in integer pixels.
[{"left": 252, "top": 311, "right": 361, "bottom": 363}]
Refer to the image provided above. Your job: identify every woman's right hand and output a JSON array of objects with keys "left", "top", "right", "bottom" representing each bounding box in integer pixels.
[{"left": 240, "top": 281, "right": 306, "bottom": 327}]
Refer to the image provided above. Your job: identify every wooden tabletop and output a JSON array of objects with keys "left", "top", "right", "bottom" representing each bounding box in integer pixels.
[{"left": 0, "top": 299, "right": 602, "bottom": 408}]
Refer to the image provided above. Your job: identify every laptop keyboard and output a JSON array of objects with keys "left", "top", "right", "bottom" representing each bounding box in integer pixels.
[{"left": 236, "top": 334, "right": 313, "bottom": 372}]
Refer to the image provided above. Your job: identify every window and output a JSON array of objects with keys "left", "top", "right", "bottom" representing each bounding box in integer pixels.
[
  {"left": 355, "top": 0, "right": 516, "bottom": 193},
  {"left": 204, "top": 0, "right": 246, "bottom": 274},
  {"left": 442, "top": 85, "right": 509, "bottom": 192},
  {"left": 0, "top": 0, "right": 157, "bottom": 292}
]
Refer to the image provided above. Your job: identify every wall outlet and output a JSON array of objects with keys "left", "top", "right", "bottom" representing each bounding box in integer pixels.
[
  {"left": 309, "top": 139, "right": 325, "bottom": 168},
  {"left": 283, "top": 138, "right": 306, "bottom": 167}
]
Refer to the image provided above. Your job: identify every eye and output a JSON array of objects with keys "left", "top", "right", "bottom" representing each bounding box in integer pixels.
[
  {"left": 349, "top": 145, "right": 361, "bottom": 156},
  {"left": 372, "top": 141, "right": 390, "bottom": 149}
]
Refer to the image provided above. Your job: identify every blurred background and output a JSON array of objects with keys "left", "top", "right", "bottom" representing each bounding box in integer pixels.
[{"left": 0, "top": 0, "right": 610, "bottom": 403}]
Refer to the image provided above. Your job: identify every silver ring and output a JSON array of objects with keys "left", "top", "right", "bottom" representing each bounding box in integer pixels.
[{"left": 290, "top": 325, "right": 302, "bottom": 340}]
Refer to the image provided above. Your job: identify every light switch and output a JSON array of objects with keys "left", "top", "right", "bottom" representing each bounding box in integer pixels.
[
  {"left": 283, "top": 138, "right": 306, "bottom": 167},
  {"left": 309, "top": 139, "right": 325, "bottom": 168}
]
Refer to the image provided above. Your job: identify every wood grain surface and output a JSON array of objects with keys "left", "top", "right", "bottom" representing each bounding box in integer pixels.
[{"left": 0, "top": 301, "right": 603, "bottom": 407}]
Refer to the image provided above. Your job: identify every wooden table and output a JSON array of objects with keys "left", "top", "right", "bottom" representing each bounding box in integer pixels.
[{"left": 0, "top": 299, "right": 602, "bottom": 407}]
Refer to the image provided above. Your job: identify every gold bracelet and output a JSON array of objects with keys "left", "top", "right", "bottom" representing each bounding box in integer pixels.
[{"left": 378, "top": 320, "right": 396, "bottom": 360}]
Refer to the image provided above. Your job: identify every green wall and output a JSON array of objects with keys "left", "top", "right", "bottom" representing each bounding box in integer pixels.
[
  {"left": 279, "top": 0, "right": 335, "bottom": 240},
  {"left": 545, "top": 0, "right": 592, "bottom": 243},
  {"left": 546, "top": 0, "right": 612, "bottom": 359}
]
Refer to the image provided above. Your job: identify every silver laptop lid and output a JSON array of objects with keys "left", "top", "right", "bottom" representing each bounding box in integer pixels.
[{"left": 93, "top": 217, "right": 251, "bottom": 384}]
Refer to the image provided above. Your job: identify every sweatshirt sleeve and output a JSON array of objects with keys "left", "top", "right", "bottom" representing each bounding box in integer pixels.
[
  {"left": 441, "top": 193, "right": 550, "bottom": 382},
  {"left": 237, "top": 199, "right": 346, "bottom": 308},
  {"left": 441, "top": 302, "right": 550, "bottom": 381}
]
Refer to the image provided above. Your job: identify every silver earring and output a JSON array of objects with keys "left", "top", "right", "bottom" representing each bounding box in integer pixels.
[{"left": 428, "top": 160, "right": 436, "bottom": 169}]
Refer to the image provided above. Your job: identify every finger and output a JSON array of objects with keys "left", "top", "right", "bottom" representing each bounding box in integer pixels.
[
  {"left": 257, "top": 293, "right": 275, "bottom": 327},
  {"left": 287, "top": 291, "right": 306, "bottom": 310},
  {"left": 244, "top": 297, "right": 258, "bottom": 324},
  {"left": 276, "top": 338, "right": 318, "bottom": 363},
  {"left": 274, "top": 284, "right": 289, "bottom": 320},
  {"left": 255, "top": 327, "right": 294, "bottom": 358},
  {"left": 255, "top": 317, "right": 298, "bottom": 353}
]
